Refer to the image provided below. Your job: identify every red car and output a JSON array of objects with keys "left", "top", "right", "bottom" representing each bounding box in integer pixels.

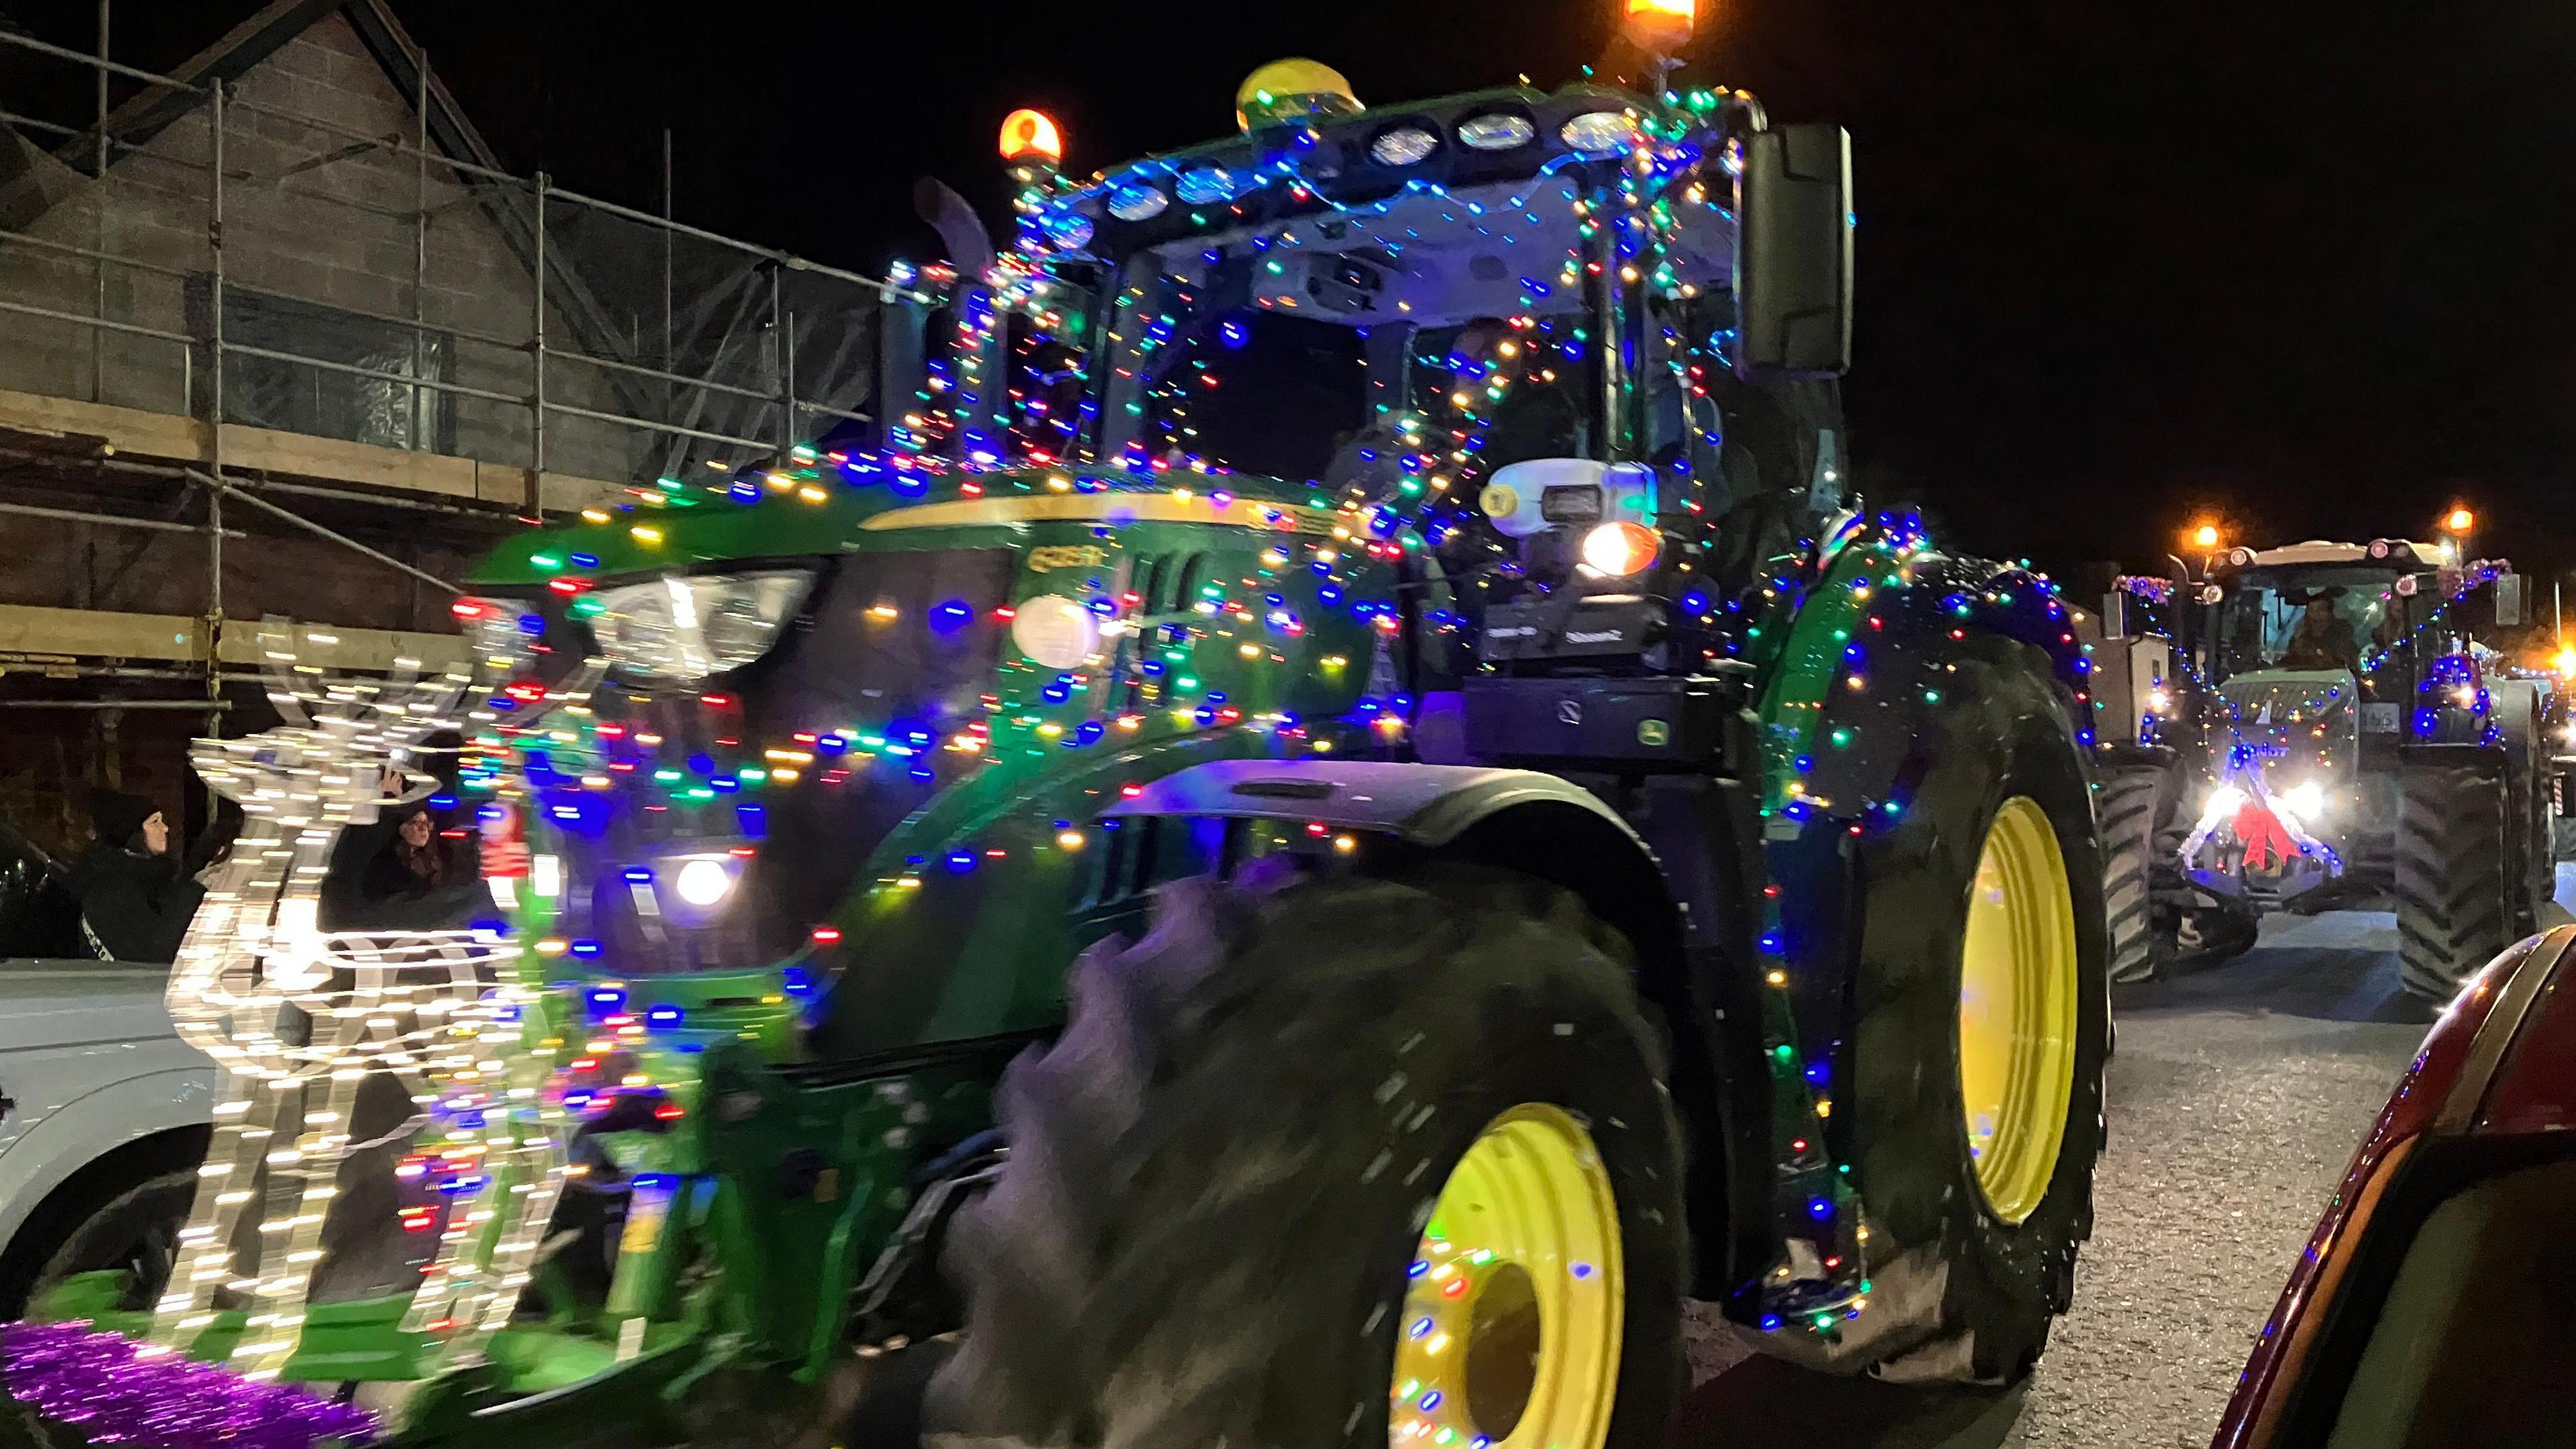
[{"left": 2214, "top": 924, "right": 2576, "bottom": 1448}]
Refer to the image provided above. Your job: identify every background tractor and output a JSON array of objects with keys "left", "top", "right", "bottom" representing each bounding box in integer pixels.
[
  {"left": 2087, "top": 535, "right": 2563, "bottom": 1002},
  {"left": 6, "top": 10, "right": 2112, "bottom": 1448}
]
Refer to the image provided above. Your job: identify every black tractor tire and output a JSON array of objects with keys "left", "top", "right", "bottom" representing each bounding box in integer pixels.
[
  {"left": 9, "top": 1169, "right": 192, "bottom": 1320},
  {"left": 2396, "top": 765, "right": 2517, "bottom": 1004},
  {"left": 2097, "top": 764, "right": 2167, "bottom": 985},
  {"left": 922, "top": 862, "right": 1688, "bottom": 1449},
  {"left": 2509, "top": 762, "right": 2556, "bottom": 930},
  {"left": 1845, "top": 649, "right": 2110, "bottom": 1385}
]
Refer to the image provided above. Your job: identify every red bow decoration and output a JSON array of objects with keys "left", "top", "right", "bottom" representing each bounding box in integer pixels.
[{"left": 2233, "top": 798, "right": 2300, "bottom": 869}]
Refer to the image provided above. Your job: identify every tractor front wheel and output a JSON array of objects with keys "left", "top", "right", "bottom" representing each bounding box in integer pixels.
[
  {"left": 1843, "top": 653, "right": 2110, "bottom": 1385},
  {"left": 924, "top": 863, "right": 1688, "bottom": 1449},
  {"left": 2396, "top": 764, "right": 2517, "bottom": 1004}
]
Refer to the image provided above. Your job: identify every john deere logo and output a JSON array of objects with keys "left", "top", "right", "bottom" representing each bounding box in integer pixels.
[{"left": 1637, "top": 719, "right": 1671, "bottom": 747}]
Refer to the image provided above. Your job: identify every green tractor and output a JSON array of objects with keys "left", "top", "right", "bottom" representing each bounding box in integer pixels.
[
  {"left": 8, "top": 19, "right": 2110, "bottom": 1449},
  {"left": 2086, "top": 533, "right": 2561, "bottom": 1002}
]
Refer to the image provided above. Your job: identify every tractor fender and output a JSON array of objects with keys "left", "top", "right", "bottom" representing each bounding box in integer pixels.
[
  {"left": 2398, "top": 741, "right": 2513, "bottom": 775},
  {"left": 2489, "top": 678, "right": 2545, "bottom": 761},
  {"left": 1106, "top": 757, "right": 1774, "bottom": 1303},
  {"left": 1105, "top": 757, "right": 1640, "bottom": 848}
]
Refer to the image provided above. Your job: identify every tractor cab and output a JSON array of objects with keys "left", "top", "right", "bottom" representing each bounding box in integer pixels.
[
  {"left": 2172, "top": 540, "right": 2518, "bottom": 906},
  {"left": 920, "top": 60, "right": 1854, "bottom": 683},
  {"left": 2194, "top": 540, "right": 2523, "bottom": 755}
]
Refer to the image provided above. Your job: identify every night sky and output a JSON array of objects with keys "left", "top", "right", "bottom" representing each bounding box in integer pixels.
[{"left": 18, "top": 1, "right": 2576, "bottom": 590}]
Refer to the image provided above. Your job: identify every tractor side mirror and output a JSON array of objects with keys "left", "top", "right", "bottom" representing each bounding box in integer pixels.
[
  {"left": 2493, "top": 571, "right": 2526, "bottom": 628},
  {"left": 1733, "top": 123, "right": 1853, "bottom": 382}
]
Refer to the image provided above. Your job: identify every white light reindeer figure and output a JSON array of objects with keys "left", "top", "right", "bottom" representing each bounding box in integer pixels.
[{"left": 147, "top": 627, "right": 571, "bottom": 1382}]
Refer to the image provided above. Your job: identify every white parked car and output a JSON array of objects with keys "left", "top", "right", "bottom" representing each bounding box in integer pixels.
[{"left": 0, "top": 827, "right": 213, "bottom": 1319}]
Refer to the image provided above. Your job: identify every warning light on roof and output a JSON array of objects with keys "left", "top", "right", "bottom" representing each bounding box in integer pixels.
[
  {"left": 2189, "top": 521, "right": 2222, "bottom": 551},
  {"left": 1234, "top": 58, "right": 1362, "bottom": 133},
  {"left": 2444, "top": 505, "right": 2475, "bottom": 534},
  {"left": 999, "top": 109, "right": 1062, "bottom": 166},
  {"left": 1623, "top": 0, "right": 1695, "bottom": 50}
]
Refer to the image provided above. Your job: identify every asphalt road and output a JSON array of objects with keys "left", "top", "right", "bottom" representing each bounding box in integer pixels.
[
  {"left": 0, "top": 896, "right": 2523, "bottom": 1449},
  {"left": 1676, "top": 900, "right": 2493, "bottom": 1449}
]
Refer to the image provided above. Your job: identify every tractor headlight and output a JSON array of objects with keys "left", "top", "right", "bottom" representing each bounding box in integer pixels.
[
  {"left": 1106, "top": 183, "right": 1168, "bottom": 222},
  {"left": 1175, "top": 166, "right": 1238, "bottom": 203},
  {"left": 1368, "top": 125, "right": 1440, "bottom": 166},
  {"left": 1579, "top": 521, "right": 1661, "bottom": 578},
  {"left": 2277, "top": 780, "right": 2328, "bottom": 828},
  {"left": 2198, "top": 784, "right": 2247, "bottom": 828},
  {"left": 626, "top": 851, "right": 749, "bottom": 926},
  {"left": 673, "top": 856, "right": 735, "bottom": 908},
  {"left": 589, "top": 570, "right": 814, "bottom": 682},
  {"left": 1455, "top": 111, "right": 1536, "bottom": 150},
  {"left": 1558, "top": 109, "right": 1633, "bottom": 154}
]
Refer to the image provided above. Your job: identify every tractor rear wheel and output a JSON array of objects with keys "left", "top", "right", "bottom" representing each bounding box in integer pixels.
[
  {"left": 2508, "top": 759, "right": 2556, "bottom": 931},
  {"left": 2396, "top": 764, "right": 2516, "bottom": 1004},
  {"left": 923, "top": 862, "right": 1688, "bottom": 1449},
  {"left": 2097, "top": 763, "right": 2167, "bottom": 985}
]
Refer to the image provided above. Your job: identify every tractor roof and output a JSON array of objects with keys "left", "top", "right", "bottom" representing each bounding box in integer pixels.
[
  {"left": 2222, "top": 539, "right": 2443, "bottom": 570},
  {"left": 1026, "top": 82, "right": 1730, "bottom": 266}
]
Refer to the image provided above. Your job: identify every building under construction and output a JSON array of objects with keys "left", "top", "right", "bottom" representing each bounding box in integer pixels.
[{"left": 0, "top": 0, "right": 900, "bottom": 851}]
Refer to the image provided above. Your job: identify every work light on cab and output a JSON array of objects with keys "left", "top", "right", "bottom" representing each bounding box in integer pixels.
[{"left": 1580, "top": 521, "right": 1661, "bottom": 577}]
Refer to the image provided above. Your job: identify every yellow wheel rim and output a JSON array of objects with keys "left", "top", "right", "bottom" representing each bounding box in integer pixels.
[
  {"left": 1956, "top": 795, "right": 2080, "bottom": 1225},
  {"left": 1389, "top": 1104, "right": 1623, "bottom": 1449}
]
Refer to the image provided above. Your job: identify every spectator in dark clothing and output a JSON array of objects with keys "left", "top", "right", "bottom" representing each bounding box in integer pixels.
[
  {"left": 66, "top": 788, "right": 204, "bottom": 963},
  {"left": 361, "top": 805, "right": 464, "bottom": 906},
  {"left": 319, "top": 769, "right": 480, "bottom": 930}
]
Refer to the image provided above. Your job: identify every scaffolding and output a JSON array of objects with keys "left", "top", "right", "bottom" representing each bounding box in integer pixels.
[{"left": 0, "top": 3, "right": 926, "bottom": 843}]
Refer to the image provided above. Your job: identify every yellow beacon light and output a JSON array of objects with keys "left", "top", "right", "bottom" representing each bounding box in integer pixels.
[
  {"left": 1624, "top": 0, "right": 1697, "bottom": 51},
  {"left": 2444, "top": 504, "right": 2475, "bottom": 534},
  {"left": 2190, "top": 521, "right": 2222, "bottom": 551},
  {"left": 998, "top": 108, "right": 1063, "bottom": 166},
  {"left": 1235, "top": 59, "right": 1362, "bottom": 133}
]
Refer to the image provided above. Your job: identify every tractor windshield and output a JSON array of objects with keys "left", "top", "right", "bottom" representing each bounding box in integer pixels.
[
  {"left": 1085, "top": 177, "right": 1619, "bottom": 492},
  {"left": 1137, "top": 305, "right": 1595, "bottom": 489},
  {"left": 2214, "top": 565, "right": 2412, "bottom": 679},
  {"left": 469, "top": 547, "right": 1015, "bottom": 976}
]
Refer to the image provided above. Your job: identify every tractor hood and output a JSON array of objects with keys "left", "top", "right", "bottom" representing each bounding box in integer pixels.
[
  {"left": 2208, "top": 669, "right": 2361, "bottom": 789},
  {"left": 466, "top": 464, "right": 1332, "bottom": 590},
  {"left": 2198, "top": 668, "right": 2361, "bottom": 852}
]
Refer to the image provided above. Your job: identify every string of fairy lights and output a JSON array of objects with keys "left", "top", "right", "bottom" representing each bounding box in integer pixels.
[{"left": 0, "top": 68, "right": 2130, "bottom": 1443}]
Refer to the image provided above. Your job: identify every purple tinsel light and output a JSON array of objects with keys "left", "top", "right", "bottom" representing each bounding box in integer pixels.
[{"left": 0, "top": 1322, "right": 377, "bottom": 1449}]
